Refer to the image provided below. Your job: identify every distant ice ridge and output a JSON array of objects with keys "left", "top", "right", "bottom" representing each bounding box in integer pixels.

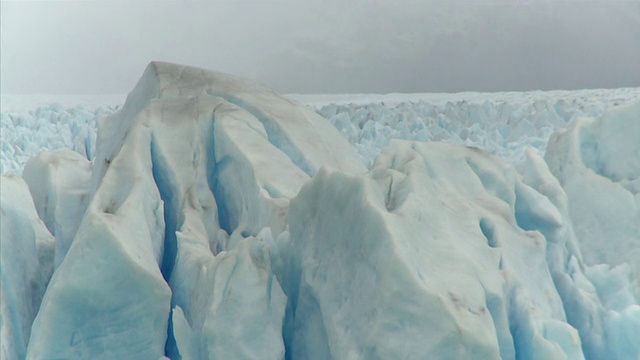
[
  {"left": 296, "top": 88, "right": 640, "bottom": 167},
  {"left": 1, "top": 63, "right": 639, "bottom": 360},
  {"left": 0, "top": 104, "right": 117, "bottom": 175},
  {"left": 2, "top": 88, "right": 638, "bottom": 175}
]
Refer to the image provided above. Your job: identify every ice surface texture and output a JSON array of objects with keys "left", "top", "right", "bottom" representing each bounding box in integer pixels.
[{"left": 0, "top": 62, "right": 638, "bottom": 359}]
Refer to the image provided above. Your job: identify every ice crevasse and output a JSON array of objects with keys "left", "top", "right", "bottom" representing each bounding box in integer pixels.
[{"left": 0, "top": 62, "right": 638, "bottom": 360}]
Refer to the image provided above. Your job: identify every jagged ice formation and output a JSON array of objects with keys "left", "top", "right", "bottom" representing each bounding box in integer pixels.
[{"left": 1, "top": 62, "right": 639, "bottom": 360}]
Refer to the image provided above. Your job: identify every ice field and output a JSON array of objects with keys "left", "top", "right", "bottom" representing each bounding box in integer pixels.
[
  {"left": 2, "top": 88, "right": 639, "bottom": 175},
  {"left": 3, "top": 87, "right": 639, "bottom": 176},
  {"left": 1, "top": 62, "right": 639, "bottom": 359}
]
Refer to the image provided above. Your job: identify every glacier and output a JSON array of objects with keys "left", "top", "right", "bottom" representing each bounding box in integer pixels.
[{"left": 0, "top": 62, "right": 638, "bottom": 359}]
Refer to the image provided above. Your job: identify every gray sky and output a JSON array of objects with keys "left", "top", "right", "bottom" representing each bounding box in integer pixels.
[{"left": 1, "top": 0, "right": 639, "bottom": 95}]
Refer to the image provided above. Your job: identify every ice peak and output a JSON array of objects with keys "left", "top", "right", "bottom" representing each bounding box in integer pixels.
[{"left": 132, "top": 61, "right": 275, "bottom": 100}]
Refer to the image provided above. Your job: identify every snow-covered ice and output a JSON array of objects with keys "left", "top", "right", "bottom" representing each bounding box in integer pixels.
[{"left": 0, "top": 62, "right": 638, "bottom": 359}]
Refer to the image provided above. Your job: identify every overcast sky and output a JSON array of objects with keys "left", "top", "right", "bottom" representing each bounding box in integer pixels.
[{"left": 1, "top": 0, "right": 639, "bottom": 95}]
